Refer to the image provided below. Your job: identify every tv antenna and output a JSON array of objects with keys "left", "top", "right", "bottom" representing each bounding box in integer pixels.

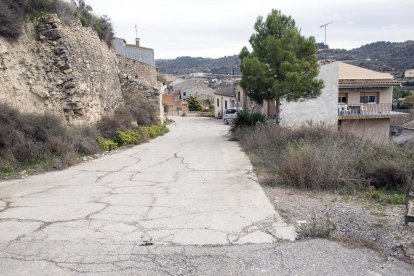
[
  {"left": 320, "top": 21, "right": 333, "bottom": 47},
  {"left": 135, "top": 25, "right": 138, "bottom": 40}
]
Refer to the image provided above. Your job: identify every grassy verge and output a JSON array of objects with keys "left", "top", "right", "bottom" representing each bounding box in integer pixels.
[
  {"left": 233, "top": 123, "right": 414, "bottom": 204},
  {"left": 0, "top": 104, "right": 168, "bottom": 180}
]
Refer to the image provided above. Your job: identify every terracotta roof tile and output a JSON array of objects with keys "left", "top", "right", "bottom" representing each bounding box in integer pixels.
[{"left": 339, "top": 79, "right": 401, "bottom": 87}]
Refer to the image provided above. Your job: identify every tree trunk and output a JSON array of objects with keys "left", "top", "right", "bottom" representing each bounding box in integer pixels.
[
  {"left": 267, "top": 99, "right": 276, "bottom": 119},
  {"left": 275, "top": 98, "right": 281, "bottom": 124}
]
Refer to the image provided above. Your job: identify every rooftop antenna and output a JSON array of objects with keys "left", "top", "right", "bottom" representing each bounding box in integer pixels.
[
  {"left": 320, "top": 21, "right": 333, "bottom": 48},
  {"left": 134, "top": 24, "right": 140, "bottom": 47}
]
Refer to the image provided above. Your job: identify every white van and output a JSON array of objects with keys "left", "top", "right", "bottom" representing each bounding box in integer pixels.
[{"left": 223, "top": 108, "right": 238, "bottom": 125}]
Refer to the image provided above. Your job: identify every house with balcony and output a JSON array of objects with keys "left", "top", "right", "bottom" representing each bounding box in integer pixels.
[
  {"left": 238, "top": 61, "right": 406, "bottom": 143},
  {"left": 334, "top": 62, "right": 404, "bottom": 142}
]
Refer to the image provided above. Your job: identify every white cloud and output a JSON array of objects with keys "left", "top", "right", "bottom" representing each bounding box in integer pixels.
[{"left": 85, "top": 0, "right": 414, "bottom": 58}]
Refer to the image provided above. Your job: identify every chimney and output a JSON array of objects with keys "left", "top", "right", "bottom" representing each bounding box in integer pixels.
[{"left": 135, "top": 38, "right": 140, "bottom": 47}]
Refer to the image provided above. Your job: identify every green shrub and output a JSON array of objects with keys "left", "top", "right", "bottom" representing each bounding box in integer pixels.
[
  {"left": 186, "top": 96, "right": 203, "bottom": 111},
  {"left": 93, "top": 15, "right": 114, "bottom": 47},
  {"left": 140, "top": 125, "right": 168, "bottom": 139},
  {"left": 369, "top": 189, "right": 406, "bottom": 205},
  {"left": 232, "top": 110, "right": 266, "bottom": 130},
  {"left": 115, "top": 130, "right": 140, "bottom": 145},
  {"left": 96, "top": 137, "right": 118, "bottom": 151}
]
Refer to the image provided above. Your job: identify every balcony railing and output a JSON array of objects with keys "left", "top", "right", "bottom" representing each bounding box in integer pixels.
[{"left": 338, "top": 103, "right": 406, "bottom": 119}]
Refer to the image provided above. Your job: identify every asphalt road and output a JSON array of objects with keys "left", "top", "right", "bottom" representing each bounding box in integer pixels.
[{"left": 0, "top": 117, "right": 412, "bottom": 275}]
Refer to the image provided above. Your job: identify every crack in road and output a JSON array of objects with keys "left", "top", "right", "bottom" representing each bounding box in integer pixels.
[{"left": 0, "top": 117, "right": 305, "bottom": 274}]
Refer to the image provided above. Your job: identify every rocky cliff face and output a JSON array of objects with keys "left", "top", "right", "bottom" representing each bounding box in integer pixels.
[{"left": 0, "top": 14, "right": 159, "bottom": 125}]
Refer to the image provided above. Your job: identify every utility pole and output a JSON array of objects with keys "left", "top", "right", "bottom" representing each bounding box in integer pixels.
[{"left": 320, "top": 21, "right": 333, "bottom": 47}]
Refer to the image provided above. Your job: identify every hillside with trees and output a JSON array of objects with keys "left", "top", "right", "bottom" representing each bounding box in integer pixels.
[
  {"left": 318, "top": 40, "right": 414, "bottom": 77},
  {"left": 156, "top": 41, "right": 414, "bottom": 78},
  {"left": 155, "top": 55, "right": 240, "bottom": 75}
]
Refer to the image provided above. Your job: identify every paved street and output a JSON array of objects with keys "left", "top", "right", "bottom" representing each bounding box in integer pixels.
[{"left": 0, "top": 117, "right": 412, "bottom": 275}]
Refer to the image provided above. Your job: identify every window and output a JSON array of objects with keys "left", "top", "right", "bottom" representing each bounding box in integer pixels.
[
  {"left": 183, "top": 92, "right": 186, "bottom": 97},
  {"left": 237, "top": 91, "right": 241, "bottom": 101},
  {"left": 360, "top": 92, "right": 379, "bottom": 104},
  {"left": 338, "top": 93, "right": 347, "bottom": 104},
  {"left": 225, "top": 100, "right": 228, "bottom": 109},
  {"left": 217, "top": 98, "right": 220, "bottom": 107},
  {"left": 338, "top": 96, "right": 347, "bottom": 103}
]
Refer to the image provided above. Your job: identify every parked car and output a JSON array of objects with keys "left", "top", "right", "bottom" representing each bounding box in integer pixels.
[{"left": 223, "top": 108, "right": 238, "bottom": 125}]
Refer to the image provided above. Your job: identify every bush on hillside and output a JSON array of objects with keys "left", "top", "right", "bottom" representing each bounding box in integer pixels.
[
  {"left": 96, "top": 108, "right": 133, "bottom": 139},
  {"left": 0, "top": 103, "right": 168, "bottom": 176},
  {"left": 0, "top": 103, "right": 101, "bottom": 173},
  {"left": 127, "top": 101, "right": 160, "bottom": 126},
  {"left": 0, "top": 0, "right": 114, "bottom": 46},
  {"left": 122, "top": 88, "right": 160, "bottom": 126},
  {"left": 0, "top": 0, "right": 27, "bottom": 40}
]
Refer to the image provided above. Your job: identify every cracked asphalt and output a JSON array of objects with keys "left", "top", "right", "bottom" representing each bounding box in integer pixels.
[{"left": 0, "top": 117, "right": 413, "bottom": 275}]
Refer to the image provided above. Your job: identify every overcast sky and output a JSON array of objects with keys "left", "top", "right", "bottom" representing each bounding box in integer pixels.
[{"left": 85, "top": 0, "right": 413, "bottom": 59}]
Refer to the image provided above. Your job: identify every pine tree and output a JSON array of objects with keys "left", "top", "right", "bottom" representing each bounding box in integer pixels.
[{"left": 239, "top": 9, "right": 324, "bottom": 122}]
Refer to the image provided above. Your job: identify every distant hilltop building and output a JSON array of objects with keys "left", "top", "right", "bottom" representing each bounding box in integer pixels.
[
  {"left": 189, "top": 72, "right": 205, "bottom": 78},
  {"left": 112, "top": 37, "right": 155, "bottom": 66},
  {"left": 405, "top": 69, "right": 414, "bottom": 78}
]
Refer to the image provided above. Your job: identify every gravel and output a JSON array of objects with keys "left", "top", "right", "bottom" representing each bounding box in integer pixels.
[{"left": 261, "top": 183, "right": 414, "bottom": 265}]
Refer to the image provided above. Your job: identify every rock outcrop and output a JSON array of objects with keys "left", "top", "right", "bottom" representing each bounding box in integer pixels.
[{"left": 0, "top": 14, "right": 160, "bottom": 125}]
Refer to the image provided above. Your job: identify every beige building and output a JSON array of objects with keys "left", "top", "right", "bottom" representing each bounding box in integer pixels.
[
  {"left": 162, "top": 93, "right": 188, "bottom": 116},
  {"left": 238, "top": 61, "right": 405, "bottom": 143},
  {"left": 335, "top": 62, "right": 403, "bottom": 143}
]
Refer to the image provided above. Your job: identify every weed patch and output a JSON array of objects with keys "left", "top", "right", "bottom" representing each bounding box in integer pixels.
[
  {"left": 298, "top": 215, "right": 337, "bottom": 239},
  {"left": 369, "top": 189, "right": 406, "bottom": 205},
  {"left": 234, "top": 123, "right": 414, "bottom": 196}
]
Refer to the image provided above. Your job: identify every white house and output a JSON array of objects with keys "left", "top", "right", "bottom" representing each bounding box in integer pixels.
[
  {"left": 112, "top": 37, "right": 155, "bottom": 66},
  {"left": 214, "top": 86, "right": 235, "bottom": 118},
  {"left": 238, "top": 61, "right": 406, "bottom": 143},
  {"left": 169, "top": 79, "right": 215, "bottom": 101}
]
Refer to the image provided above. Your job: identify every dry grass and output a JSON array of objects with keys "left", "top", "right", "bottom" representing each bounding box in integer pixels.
[
  {"left": 0, "top": 103, "right": 101, "bottom": 175},
  {"left": 234, "top": 123, "right": 414, "bottom": 194},
  {"left": 0, "top": 103, "right": 165, "bottom": 178}
]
